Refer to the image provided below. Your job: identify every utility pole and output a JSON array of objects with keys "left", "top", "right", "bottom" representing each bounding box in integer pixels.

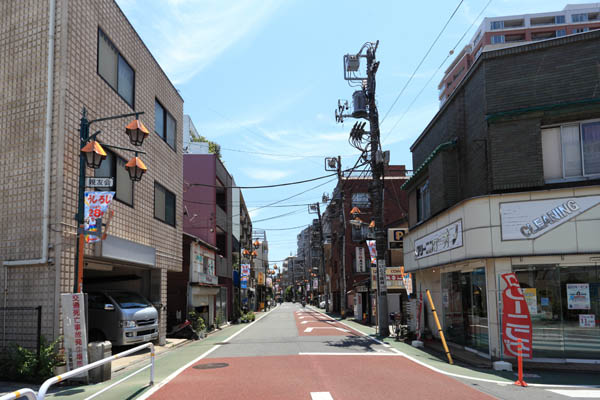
[
  {"left": 309, "top": 202, "right": 327, "bottom": 311},
  {"left": 325, "top": 156, "right": 346, "bottom": 317},
  {"left": 337, "top": 41, "right": 388, "bottom": 335}
]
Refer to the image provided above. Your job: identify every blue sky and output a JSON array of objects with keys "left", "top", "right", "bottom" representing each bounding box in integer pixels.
[{"left": 116, "top": 0, "right": 577, "bottom": 265}]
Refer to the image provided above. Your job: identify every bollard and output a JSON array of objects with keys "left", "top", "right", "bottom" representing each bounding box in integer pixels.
[{"left": 514, "top": 339, "right": 527, "bottom": 387}]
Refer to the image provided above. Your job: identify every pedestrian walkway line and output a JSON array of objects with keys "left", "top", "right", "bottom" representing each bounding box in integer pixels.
[
  {"left": 306, "top": 306, "right": 600, "bottom": 390},
  {"left": 311, "top": 392, "right": 334, "bottom": 400},
  {"left": 135, "top": 307, "right": 277, "bottom": 400},
  {"left": 299, "top": 352, "right": 400, "bottom": 356},
  {"left": 547, "top": 389, "right": 600, "bottom": 398}
]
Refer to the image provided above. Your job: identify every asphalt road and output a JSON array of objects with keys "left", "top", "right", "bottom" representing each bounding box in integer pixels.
[{"left": 142, "top": 303, "right": 495, "bottom": 400}]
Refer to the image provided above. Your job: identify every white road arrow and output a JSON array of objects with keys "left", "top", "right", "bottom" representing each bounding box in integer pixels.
[{"left": 304, "top": 327, "right": 350, "bottom": 333}]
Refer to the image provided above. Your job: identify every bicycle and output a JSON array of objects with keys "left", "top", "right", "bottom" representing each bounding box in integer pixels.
[{"left": 389, "top": 312, "right": 406, "bottom": 341}]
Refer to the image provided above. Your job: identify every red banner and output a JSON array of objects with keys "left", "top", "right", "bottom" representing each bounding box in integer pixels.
[{"left": 501, "top": 273, "right": 532, "bottom": 358}]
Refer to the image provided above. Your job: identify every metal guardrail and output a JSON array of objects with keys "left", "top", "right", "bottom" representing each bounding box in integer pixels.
[
  {"left": 37, "top": 342, "right": 155, "bottom": 400},
  {"left": 0, "top": 388, "right": 37, "bottom": 400}
]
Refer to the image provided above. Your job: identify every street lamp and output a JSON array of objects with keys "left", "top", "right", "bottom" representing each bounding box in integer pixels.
[{"left": 74, "top": 107, "right": 148, "bottom": 293}]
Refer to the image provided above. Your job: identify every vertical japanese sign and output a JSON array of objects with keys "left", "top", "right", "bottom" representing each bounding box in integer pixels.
[
  {"left": 355, "top": 247, "right": 366, "bottom": 272},
  {"left": 61, "top": 293, "right": 88, "bottom": 372},
  {"left": 84, "top": 191, "right": 114, "bottom": 243},
  {"left": 501, "top": 273, "right": 532, "bottom": 358},
  {"left": 241, "top": 276, "right": 248, "bottom": 289},
  {"left": 366, "top": 240, "right": 377, "bottom": 264},
  {"left": 241, "top": 264, "right": 250, "bottom": 277}
]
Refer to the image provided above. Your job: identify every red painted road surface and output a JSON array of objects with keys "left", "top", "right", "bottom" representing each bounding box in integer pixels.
[
  {"left": 294, "top": 310, "right": 362, "bottom": 337},
  {"left": 148, "top": 354, "right": 494, "bottom": 400}
]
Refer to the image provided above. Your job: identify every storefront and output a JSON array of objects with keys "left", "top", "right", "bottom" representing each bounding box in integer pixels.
[{"left": 405, "top": 187, "right": 600, "bottom": 362}]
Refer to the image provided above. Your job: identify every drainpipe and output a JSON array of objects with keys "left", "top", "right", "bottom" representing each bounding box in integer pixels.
[{"left": 4, "top": 0, "right": 55, "bottom": 267}]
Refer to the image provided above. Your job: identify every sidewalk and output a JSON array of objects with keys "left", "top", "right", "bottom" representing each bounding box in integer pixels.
[
  {"left": 0, "top": 313, "right": 268, "bottom": 399},
  {"left": 311, "top": 306, "right": 600, "bottom": 387}
]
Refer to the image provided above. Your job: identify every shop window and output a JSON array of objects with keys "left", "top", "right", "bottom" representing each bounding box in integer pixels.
[
  {"left": 154, "top": 181, "right": 176, "bottom": 226},
  {"left": 513, "top": 265, "right": 600, "bottom": 359},
  {"left": 97, "top": 29, "right": 135, "bottom": 108},
  {"left": 542, "top": 121, "right": 600, "bottom": 182},
  {"left": 94, "top": 150, "right": 133, "bottom": 206},
  {"left": 154, "top": 99, "right": 176, "bottom": 151},
  {"left": 441, "top": 268, "right": 489, "bottom": 354}
]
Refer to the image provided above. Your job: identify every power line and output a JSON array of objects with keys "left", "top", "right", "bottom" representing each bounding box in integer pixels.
[
  {"left": 219, "top": 146, "right": 358, "bottom": 159},
  {"left": 382, "top": 0, "right": 492, "bottom": 145},
  {"left": 186, "top": 171, "right": 338, "bottom": 189},
  {"left": 251, "top": 209, "right": 306, "bottom": 223},
  {"left": 379, "top": 0, "right": 465, "bottom": 125},
  {"left": 248, "top": 177, "right": 338, "bottom": 212},
  {"left": 253, "top": 224, "right": 309, "bottom": 231}
]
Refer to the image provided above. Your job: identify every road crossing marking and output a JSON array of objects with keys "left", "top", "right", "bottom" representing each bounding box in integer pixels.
[
  {"left": 311, "top": 392, "right": 334, "bottom": 400},
  {"left": 304, "top": 327, "right": 349, "bottom": 333},
  {"left": 547, "top": 390, "right": 600, "bottom": 398}
]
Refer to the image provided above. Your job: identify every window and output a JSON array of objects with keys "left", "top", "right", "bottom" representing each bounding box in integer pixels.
[
  {"left": 573, "top": 27, "right": 589, "bottom": 34},
  {"left": 94, "top": 150, "right": 133, "bottom": 205},
  {"left": 352, "top": 193, "right": 371, "bottom": 208},
  {"left": 542, "top": 121, "right": 600, "bottom": 182},
  {"left": 555, "top": 15, "right": 566, "bottom": 24},
  {"left": 490, "top": 21, "right": 504, "bottom": 30},
  {"left": 491, "top": 35, "right": 505, "bottom": 44},
  {"left": 154, "top": 100, "right": 176, "bottom": 150},
  {"left": 154, "top": 182, "right": 176, "bottom": 226},
  {"left": 97, "top": 29, "right": 135, "bottom": 107},
  {"left": 572, "top": 13, "right": 588, "bottom": 23},
  {"left": 351, "top": 224, "right": 371, "bottom": 242},
  {"left": 556, "top": 29, "right": 567, "bottom": 37},
  {"left": 416, "top": 180, "right": 430, "bottom": 222}
]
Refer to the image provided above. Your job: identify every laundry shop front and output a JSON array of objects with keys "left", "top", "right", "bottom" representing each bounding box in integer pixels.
[{"left": 404, "top": 187, "right": 600, "bottom": 362}]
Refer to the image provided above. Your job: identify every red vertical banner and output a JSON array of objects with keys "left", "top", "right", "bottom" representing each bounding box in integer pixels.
[{"left": 501, "top": 273, "right": 532, "bottom": 358}]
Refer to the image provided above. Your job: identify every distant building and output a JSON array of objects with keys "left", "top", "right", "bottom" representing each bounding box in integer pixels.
[{"left": 439, "top": 3, "right": 600, "bottom": 105}]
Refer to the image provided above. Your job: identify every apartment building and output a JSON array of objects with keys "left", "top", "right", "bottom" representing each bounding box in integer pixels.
[
  {"left": 324, "top": 166, "right": 409, "bottom": 319},
  {"left": 0, "top": 0, "right": 183, "bottom": 347},
  {"left": 403, "top": 30, "right": 600, "bottom": 361},
  {"left": 183, "top": 154, "right": 233, "bottom": 322},
  {"left": 439, "top": 3, "right": 600, "bottom": 105}
]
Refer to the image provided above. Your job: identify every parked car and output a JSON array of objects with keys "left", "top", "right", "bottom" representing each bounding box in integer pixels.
[
  {"left": 87, "top": 291, "right": 159, "bottom": 346},
  {"left": 319, "top": 300, "right": 326, "bottom": 308}
]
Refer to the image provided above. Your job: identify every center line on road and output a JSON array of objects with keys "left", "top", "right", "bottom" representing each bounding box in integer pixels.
[{"left": 311, "top": 392, "right": 334, "bottom": 400}]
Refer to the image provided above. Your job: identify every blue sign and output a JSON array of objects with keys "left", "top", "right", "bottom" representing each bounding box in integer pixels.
[{"left": 241, "top": 276, "right": 248, "bottom": 289}]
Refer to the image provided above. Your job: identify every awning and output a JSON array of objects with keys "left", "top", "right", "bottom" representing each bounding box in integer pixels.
[{"left": 191, "top": 286, "right": 220, "bottom": 297}]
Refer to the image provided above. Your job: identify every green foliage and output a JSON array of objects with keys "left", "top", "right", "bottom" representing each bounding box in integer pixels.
[
  {"left": 241, "top": 311, "right": 256, "bottom": 322},
  {"left": 188, "top": 311, "right": 206, "bottom": 332},
  {"left": 190, "top": 134, "right": 221, "bottom": 159},
  {"left": 215, "top": 312, "right": 225, "bottom": 328},
  {"left": 1, "top": 336, "right": 62, "bottom": 382}
]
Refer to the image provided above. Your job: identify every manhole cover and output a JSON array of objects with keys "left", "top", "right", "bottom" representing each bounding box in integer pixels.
[{"left": 193, "top": 362, "right": 229, "bottom": 370}]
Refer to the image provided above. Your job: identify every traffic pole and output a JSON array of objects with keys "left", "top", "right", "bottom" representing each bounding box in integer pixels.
[{"left": 514, "top": 339, "right": 527, "bottom": 387}]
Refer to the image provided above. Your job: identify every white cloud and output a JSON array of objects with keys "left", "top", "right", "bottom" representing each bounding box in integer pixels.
[
  {"left": 244, "top": 168, "right": 293, "bottom": 182},
  {"left": 116, "top": 0, "right": 282, "bottom": 84}
]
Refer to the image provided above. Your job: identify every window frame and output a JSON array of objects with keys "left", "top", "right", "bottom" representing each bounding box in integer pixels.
[
  {"left": 154, "top": 181, "right": 176, "bottom": 227},
  {"left": 96, "top": 27, "right": 136, "bottom": 109},
  {"left": 351, "top": 192, "right": 371, "bottom": 208},
  {"left": 94, "top": 148, "right": 134, "bottom": 207},
  {"left": 491, "top": 35, "right": 505, "bottom": 44},
  {"left": 416, "top": 180, "right": 431, "bottom": 223},
  {"left": 154, "top": 98, "right": 177, "bottom": 152},
  {"left": 541, "top": 118, "right": 600, "bottom": 183}
]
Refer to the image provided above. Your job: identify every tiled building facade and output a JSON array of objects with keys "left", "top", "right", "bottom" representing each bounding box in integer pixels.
[{"left": 1, "top": 0, "right": 183, "bottom": 345}]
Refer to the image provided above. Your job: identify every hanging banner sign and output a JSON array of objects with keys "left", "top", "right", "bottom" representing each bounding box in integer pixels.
[
  {"left": 501, "top": 273, "right": 532, "bottom": 359},
  {"left": 366, "top": 240, "right": 377, "bottom": 264},
  {"left": 313, "top": 278, "right": 318, "bottom": 289},
  {"left": 241, "top": 264, "right": 251, "bottom": 277},
  {"left": 241, "top": 276, "right": 248, "bottom": 289},
  {"left": 61, "top": 293, "right": 88, "bottom": 372},
  {"left": 84, "top": 191, "right": 115, "bottom": 243},
  {"left": 266, "top": 277, "right": 273, "bottom": 288},
  {"left": 258, "top": 272, "right": 265, "bottom": 285}
]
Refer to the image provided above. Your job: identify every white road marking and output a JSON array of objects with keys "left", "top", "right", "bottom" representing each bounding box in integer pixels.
[
  {"left": 547, "top": 390, "right": 600, "bottom": 398},
  {"left": 304, "top": 327, "right": 349, "bottom": 333},
  {"left": 311, "top": 392, "right": 334, "bottom": 400}
]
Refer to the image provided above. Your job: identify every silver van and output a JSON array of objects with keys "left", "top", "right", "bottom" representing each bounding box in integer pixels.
[{"left": 87, "top": 291, "right": 159, "bottom": 346}]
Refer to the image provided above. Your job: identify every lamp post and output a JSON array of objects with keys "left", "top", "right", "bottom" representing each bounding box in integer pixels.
[{"left": 74, "top": 107, "right": 149, "bottom": 293}]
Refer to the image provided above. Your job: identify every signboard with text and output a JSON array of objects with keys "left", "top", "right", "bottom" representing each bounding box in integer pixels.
[
  {"left": 414, "top": 220, "right": 462, "bottom": 259},
  {"left": 241, "top": 264, "right": 250, "bottom": 277},
  {"left": 355, "top": 247, "right": 366, "bottom": 273},
  {"left": 84, "top": 191, "right": 114, "bottom": 243},
  {"left": 500, "top": 196, "right": 600, "bottom": 240},
  {"left": 501, "top": 273, "right": 532, "bottom": 358},
  {"left": 61, "top": 293, "right": 88, "bottom": 372}
]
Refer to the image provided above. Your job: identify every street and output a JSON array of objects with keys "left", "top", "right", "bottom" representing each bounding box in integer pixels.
[{"left": 124, "top": 304, "right": 598, "bottom": 400}]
